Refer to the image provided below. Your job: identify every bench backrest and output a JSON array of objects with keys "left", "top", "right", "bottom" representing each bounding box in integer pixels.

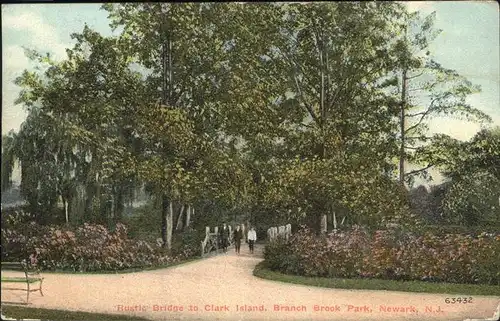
[
  {"left": 1, "top": 262, "right": 26, "bottom": 271},
  {"left": 2, "top": 261, "right": 41, "bottom": 274}
]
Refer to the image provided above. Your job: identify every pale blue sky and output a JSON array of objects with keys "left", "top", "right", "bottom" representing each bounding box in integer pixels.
[{"left": 2, "top": 2, "right": 499, "bottom": 146}]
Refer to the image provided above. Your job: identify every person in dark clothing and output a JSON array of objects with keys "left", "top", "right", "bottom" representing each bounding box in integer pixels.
[
  {"left": 233, "top": 225, "right": 243, "bottom": 254},
  {"left": 219, "top": 222, "right": 230, "bottom": 253}
]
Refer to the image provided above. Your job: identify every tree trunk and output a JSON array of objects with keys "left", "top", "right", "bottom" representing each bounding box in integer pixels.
[
  {"left": 84, "top": 183, "right": 95, "bottom": 222},
  {"left": 115, "top": 186, "right": 124, "bottom": 222},
  {"left": 185, "top": 205, "right": 191, "bottom": 228},
  {"left": 175, "top": 204, "right": 185, "bottom": 231},
  {"left": 110, "top": 193, "right": 115, "bottom": 220},
  {"left": 399, "top": 26, "right": 409, "bottom": 186},
  {"left": 168, "top": 36, "right": 173, "bottom": 104},
  {"left": 319, "top": 34, "right": 326, "bottom": 159},
  {"left": 71, "top": 182, "right": 86, "bottom": 224},
  {"left": 399, "top": 68, "right": 408, "bottom": 185},
  {"left": 320, "top": 214, "right": 327, "bottom": 233},
  {"left": 63, "top": 197, "right": 69, "bottom": 224},
  {"left": 166, "top": 201, "right": 173, "bottom": 250},
  {"left": 108, "top": 192, "right": 115, "bottom": 229},
  {"left": 162, "top": 37, "right": 167, "bottom": 105},
  {"left": 162, "top": 31, "right": 174, "bottom": 106},
  {"left": 161, "top": 195, "right": 169, "bottom": 247}
]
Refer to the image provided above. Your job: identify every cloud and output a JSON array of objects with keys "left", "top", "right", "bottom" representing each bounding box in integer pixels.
[
  {"left": 2, "top": 11, "right": 68, "bottom": 60},
  {"left": 405, "top": 1, "right": 436, "bottom": 14},
  {"left": 2, "top": 45, "right": 31, "bottom": 78},
  {"left": 0, "top": 11, "right": 33, "bottom": 178},
  {"left": 427, "top": 117, "right": 482, "bottom": 141},
  {"left": 2, "top": 45, "right": 31, "bottom": 135},
  {"left": 2, "top": 8, "right": 73, "bottom": 134}
]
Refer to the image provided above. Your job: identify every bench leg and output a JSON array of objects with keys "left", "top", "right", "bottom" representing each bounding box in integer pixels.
[{"left": 40, "top": 279, "right": 44, "bottom": 296}]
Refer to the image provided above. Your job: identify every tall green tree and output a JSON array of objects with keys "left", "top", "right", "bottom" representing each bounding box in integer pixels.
[
  {"left": 442, "top": 128, "right": 500, "bottom": 226},
  {"left": 225, "top": 2, "right": 410, "bottom": 227},
  {"left": 419, "top": 127, "right": 500, "bottom": 226},
  {"left": 103, "top": 3, "right": 274, "bottom": 246},
  {"left": 392, "top": 10, "right": 491, "bottom": 186},
  {"left": 10, "top": 27, "right": 144, "bottom": 225}
]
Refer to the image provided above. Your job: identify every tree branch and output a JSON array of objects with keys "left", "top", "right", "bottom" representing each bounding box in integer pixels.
[
  {"left": 294, "top": 75, "right": 320, "bottom": 125},
  {"left": 407, "top": 72, "right": 424, "bottom": 80},
  {"left": 299, "top": 122, "right": 316, "bottom": 129},
  {"left": 406, "top": 136, "right": 434, "bottom": 140},
  {"left": 408, "top": 86, "right": 427, "bottom": 92},
  {"left": 404, "top": 164, "right": 434, "bottom": 177},
  {"left": 328, "top": 61, "right": 384, "bottom": 112},
  {"left": 266, "top": 46, "right": 320, "bottom": 125},
  {"left": 406, "top": 111, "right": 427, "bottom": 117},
  {"left": 405, "top": 97, "right": 439, "bottom": 134}
]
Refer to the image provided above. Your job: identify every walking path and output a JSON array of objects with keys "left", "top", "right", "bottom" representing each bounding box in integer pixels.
[{"left": 2, "top": 245, "right": 499, "bottom": 321}]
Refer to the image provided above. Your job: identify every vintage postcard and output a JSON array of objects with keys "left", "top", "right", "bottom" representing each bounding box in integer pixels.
[{"left": 1, "top": 2, "right": 499, "bottom": 321}]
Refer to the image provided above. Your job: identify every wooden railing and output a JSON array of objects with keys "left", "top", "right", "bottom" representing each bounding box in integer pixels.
[
  {"left": 200, "top": 223, "right": 292, "bottom": 256},
  {"left": 267, "top": 223, "right": 292, "bottom": 242},
  {"left": 200, "top": 226, "right": 234, "bottom": 257}
]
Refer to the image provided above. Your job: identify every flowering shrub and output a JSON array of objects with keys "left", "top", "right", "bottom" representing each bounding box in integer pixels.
[
  {"left": 264, "top": 237, "right": 301, "bottom": 274},
  {"left": 264, "top": 226, "right": 500, "bottom": 285},
  {"left": 2, "top": 217, "right": 198, "bottom": 272},
  {"left": 171, "top": 229, "right": 204, "bottom": 260}
]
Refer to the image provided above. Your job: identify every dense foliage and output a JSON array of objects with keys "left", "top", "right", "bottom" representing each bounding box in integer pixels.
[
  {"left": 1, "top": 2, "right": 497, "bottom": 257},
  {"left": 264, "top": 226, "right": 500, "bottom": 285},
  {"left": 408, "top": 127, "right": 500, "bottom": 226},
  {"left": 1, "top": 210, "right": 196, "bottom": 272}
]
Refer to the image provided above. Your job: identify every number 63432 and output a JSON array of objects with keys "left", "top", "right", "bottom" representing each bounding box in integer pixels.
[{"left": 445, "top": 297, "right": 473, "bottom": 304}]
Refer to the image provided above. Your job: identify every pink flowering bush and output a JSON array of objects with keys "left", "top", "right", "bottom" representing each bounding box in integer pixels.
[
  {"left": 264, "top": 237, "right": 301, "bottom": 274},
  {"left": 323, "top": 226, "right": 371, "bottom": 278},
  {"left": 2, "top": 217, "right": 194, "bottom": 272},
  {"left": 1, "top": 211, "right": 44, "bottom": 261},
  {"left": 264, "top": 226, "right": 499, "bottom": 285},
  {"left": 264, "top": 225, "right": 371, "bottom": 277}
]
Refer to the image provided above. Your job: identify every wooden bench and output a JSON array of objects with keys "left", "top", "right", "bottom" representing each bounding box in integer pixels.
[{"left": 1, "top": 261, "right": 44, "bottom": 303}]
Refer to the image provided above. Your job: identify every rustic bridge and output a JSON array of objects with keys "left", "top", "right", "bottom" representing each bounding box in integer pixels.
[
  {"left": 200, "top": 226, "right": 235, "bottom": 257},
  {"left": 200, "top": 223, "right": 293, "bottom": 257}
]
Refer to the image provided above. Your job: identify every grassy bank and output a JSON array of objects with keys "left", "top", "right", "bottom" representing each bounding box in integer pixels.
[
  {"left": 253, "top": 261, "right": 500, "bottom": 296},
  {"left": 1, "top": 305, "right": 151, "bottom": 321}
]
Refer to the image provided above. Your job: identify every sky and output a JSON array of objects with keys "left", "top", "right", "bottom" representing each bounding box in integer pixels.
[{"left": 1, "top": 2, "right": 499, "bottom": 185}]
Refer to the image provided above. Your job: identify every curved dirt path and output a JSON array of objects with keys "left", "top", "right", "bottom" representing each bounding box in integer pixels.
[{"left": 2, "top": 245, "right": 499, "bottom": 321}]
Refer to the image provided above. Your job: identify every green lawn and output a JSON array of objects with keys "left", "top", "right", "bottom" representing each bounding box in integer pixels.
[
  {"left": 1, "top": 305, "right": 151, "bottom": 321},
  {"left": 253, "top": 261, "right": 500, "bottom": 296}
]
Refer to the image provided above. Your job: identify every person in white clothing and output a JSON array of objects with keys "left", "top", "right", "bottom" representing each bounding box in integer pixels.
[{"left": 247, "top": 226, "right": 257, "bottom": 254}]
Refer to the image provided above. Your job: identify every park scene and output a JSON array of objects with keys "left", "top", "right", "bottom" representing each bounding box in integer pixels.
[{"left": 1, "top": 2, "right": 499, "bottom": 321}]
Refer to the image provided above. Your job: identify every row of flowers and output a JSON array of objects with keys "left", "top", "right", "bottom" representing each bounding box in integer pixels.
[
  {"left": 2, "top": 219, "right": 197, "bottom": 272},
  {"left": 264, "top": 226, "right": 499, "bottom": 285}
]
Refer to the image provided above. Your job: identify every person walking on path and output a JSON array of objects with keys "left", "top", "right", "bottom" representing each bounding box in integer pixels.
[
  {"left": 233, "top": 225, "right": 243, "bottom": 254},
  {"left": 241, "top": 223, "right": 247, "bottom": 244},
  {"left": 219, "top": 222, "right": 230, "bottom": 253},
  {"left": 247, "top": 226, "right": 257, "bottom": 254}
]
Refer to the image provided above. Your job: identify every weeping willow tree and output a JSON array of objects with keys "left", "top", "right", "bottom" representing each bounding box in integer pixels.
[
  {"left": 2, "top": 108, "right": 98, "bottom": 224},
  {"left": 1, "top": 105, "right": 140, "bottom": 225},
  {"left": 5, "top": 27, "right": 144, "bottom": 225},
  {"left": 2, "top": 110, "right": 73, "bottom": 222}
]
